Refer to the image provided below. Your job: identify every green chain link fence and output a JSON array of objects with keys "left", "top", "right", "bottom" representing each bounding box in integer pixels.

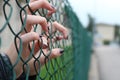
[{"left": 0, "top": 0, "right": 93, "bottom": 80}]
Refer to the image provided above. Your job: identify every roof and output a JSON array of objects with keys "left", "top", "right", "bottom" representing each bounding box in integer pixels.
[{"left": 96, "top": 23, "right": 114, "bottom": 27}]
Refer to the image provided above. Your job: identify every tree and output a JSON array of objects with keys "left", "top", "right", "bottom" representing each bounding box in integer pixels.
[{"left": 86, "top": 14, "right": 95, "bottom": 33}]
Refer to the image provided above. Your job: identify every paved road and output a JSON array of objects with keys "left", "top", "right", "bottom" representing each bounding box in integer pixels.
[{"left": 94, "top": 45, "right": 120, "bottom": 80}]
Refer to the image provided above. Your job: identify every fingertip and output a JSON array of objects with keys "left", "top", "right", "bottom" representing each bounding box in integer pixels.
[
  {"left": 49, "top": 4, "right": 56, "bottom": 11},
  {"left": 42, "top": 0, "right": 56, "bottom": 12},
  {"left": 63, "top": 28, "right": 69, "bottom": 39},
  {"left": 64, "top": 34, "right": 69, "bottom": 39},
  {"left": 50, "top": 48, "right": 64, "bottom": 59},
  {"left": 60, "top": 49, "right": 64, "bottom": 54},
  {"left": 39, "top": 36, "right": 48, "bottom": 49},
  {"left": 47, "top": 10, "right": 56, "bottom": 17}
]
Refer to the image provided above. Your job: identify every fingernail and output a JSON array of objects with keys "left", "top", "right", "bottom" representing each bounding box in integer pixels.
[
  {"left": 60, "top": 49, "right": 64, "bottom": 54},
  {"left": 47, "top": 26, "right": 50, "bottom": 30},
  {"left": 39, "top": 34, "right": 42, "bottom": 38}
]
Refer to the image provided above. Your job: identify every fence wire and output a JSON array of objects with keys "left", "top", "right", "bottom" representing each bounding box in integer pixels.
[{"left": 0, "top": 0, "right": 92, "bottom": 80}]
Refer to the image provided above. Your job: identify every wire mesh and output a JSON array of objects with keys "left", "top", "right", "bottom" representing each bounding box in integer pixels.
[{"left": 0, "top": 0, "right": 92, "bottom": 80}]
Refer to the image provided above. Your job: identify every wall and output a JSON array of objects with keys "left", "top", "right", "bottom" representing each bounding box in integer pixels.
[{"left": 96, "top": 23, "right": 115, "bottom": 42}]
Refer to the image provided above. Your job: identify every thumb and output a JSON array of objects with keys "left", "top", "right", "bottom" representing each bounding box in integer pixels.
[
  {"left": 49, "top": 48, "right": 64, "bottom": 59},
  {"left": 39, "top": 48, "right": 64, "bottom": 65},
  {"left": 28, "top": 48, "right": 64, "bottom": 76}
]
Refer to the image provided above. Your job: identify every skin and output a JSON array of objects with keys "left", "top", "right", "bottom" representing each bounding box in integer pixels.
[{"left": 5, "top": 0, "right": 68, "bottom": 78}]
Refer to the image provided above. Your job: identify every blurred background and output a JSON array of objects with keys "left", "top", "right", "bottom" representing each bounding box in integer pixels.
[
  {"left": 69, "top": 0, "right": 120, "bottom": 46},
  {"left": 0, "top": 0, "right": 120, "bottom": 80},
  {"left": 69, "top": 0, "right": 120, "bottom": 80}
]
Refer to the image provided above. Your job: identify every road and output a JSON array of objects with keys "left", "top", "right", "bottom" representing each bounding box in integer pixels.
[{"left": 90, "top": 45, "right": 120, "bottom": 80}]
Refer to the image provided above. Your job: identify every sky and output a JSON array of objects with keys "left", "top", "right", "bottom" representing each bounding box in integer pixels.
[{"left": 69, "top": 0, "right": 120, "bottom": 27}]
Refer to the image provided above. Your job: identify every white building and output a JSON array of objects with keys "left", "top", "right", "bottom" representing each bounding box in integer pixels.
[{"left": 94, "top": 23, "right": 120, "bottom": 45}]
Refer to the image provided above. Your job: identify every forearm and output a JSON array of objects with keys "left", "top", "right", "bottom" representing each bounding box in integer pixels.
[
  {"left": 6, "top": 42, "right": 23, "bottom": 78},
  {"left": 27, "top": 53, "right": 46, "bottom": 76}
]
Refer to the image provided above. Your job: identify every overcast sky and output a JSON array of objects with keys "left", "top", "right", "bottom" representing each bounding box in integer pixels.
[{"left": 69, "top": 0, "right": 120, "bottom": 27}]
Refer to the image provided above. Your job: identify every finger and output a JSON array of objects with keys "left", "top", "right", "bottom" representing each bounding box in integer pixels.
[
  {"left": 23, "top": 15, "right": 48, "bottom": 32},
  {"left": 21, "top": 32, "right": 39, "bottom": 43},
  {"left": 49, "top": 48, "right": 64, "bottom": 59},
  {"left": 47, "top": 36, "right": 64, "bottom": 43},
  {"left": 20, "top": 32, "right": 39, "bottom": 59},
  {"left": 21, "top": 32, "right": 48, "bottom": 55},
  {"left": 28, "top": 48, "right": 64, "bottom": 76},
  {"left": 47, "top": 10, "right": 56, "bottom": 17},
  {"left": 52, "top": 21, "right": 69, "bottom": 39},
  {"left": 40, "top": 48, "right": 64, "bottom": 64},
  {"left": 28, "top": 0, "right": 56, "bottom": 15},
  {"left": 44, "top": 22, "right": 68, "bottom": 43},
  {"left": 34, "top": 36, "right": 48, "bottom": 53}
]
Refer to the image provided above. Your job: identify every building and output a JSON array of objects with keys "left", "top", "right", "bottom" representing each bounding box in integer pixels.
[{"left": 94, "top": 23, "right": 120, "bottom": 45}]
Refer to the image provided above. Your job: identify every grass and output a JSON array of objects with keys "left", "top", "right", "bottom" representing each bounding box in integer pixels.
[{"left": 36, "top": 46, "right": 73, "bottom": 80}]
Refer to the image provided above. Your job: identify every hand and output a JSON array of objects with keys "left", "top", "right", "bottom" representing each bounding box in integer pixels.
[
  {"left": 6, "top": 0, "right": 68, "bottom": 78},
  {"left": 27, "top": 21, "right": 69, "bottom": 76}
]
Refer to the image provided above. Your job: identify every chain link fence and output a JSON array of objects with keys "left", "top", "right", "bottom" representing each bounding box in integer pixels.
[{"left": 0, "top": 0, "right": 92, "bottom": 80}]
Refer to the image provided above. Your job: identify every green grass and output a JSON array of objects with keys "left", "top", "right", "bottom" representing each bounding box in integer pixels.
[{"left": 36, "top": 46, "right": 73, "bottom": 80}]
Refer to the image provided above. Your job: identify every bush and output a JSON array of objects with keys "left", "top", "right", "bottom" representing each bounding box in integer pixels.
[{"left": 103, "top": 40, "right": 110, "bottom": 45}]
